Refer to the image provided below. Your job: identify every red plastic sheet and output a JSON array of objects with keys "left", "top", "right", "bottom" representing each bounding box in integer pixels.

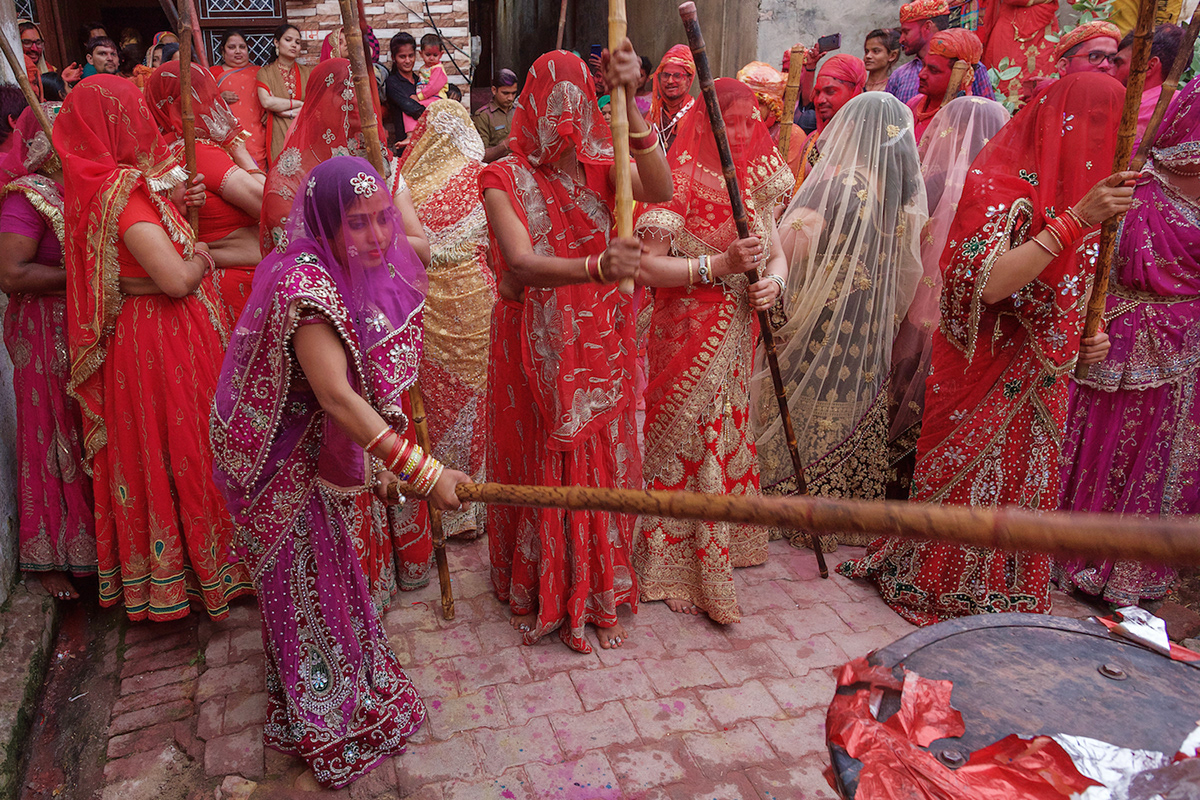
[
  {"left": 825, "top": 657, "right": 1100, "bottom": 799},
  {"left": 1094, "top": 616, "right": 1200, "bottom": 662}
]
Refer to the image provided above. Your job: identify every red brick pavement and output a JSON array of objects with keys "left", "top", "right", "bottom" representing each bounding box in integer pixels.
[{"left": 97, "top": 538, "right": 1104, "bottom": 799}]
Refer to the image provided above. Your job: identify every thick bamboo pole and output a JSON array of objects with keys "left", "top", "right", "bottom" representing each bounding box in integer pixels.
[
  {"left": 337, "top": 0, "right": 454, "bottom": 619},
  {"left": 679, "top": 1, "right": 827, "bottom": 579},
  {"left": 178, "top": 1, "right": 200, "bottom": 236},
  {"left": 1075, "top": 0, "right": 1157, "bottom": 380},
  {"left": 385, "top": 481, "right": 1200, "bottom": 567},
  {"left": 777, "top": 45, "right": 804, "bottom": 159},
  {"left": 609, "top": 0, "right": 635, "bottom": 296},
  {"left": 1130, "top": 7, "right": 1200, "bottom": 172}
]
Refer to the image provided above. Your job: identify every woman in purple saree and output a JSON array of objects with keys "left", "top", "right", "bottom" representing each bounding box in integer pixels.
[
  {"left": 211, "top": 156, "right": 468, "bottom": 787},
  {"left": 1058, "top": 76, "right": 1200, "bottom": 606}
]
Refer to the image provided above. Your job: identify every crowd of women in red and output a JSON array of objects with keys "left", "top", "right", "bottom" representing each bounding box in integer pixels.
[{"left": 0, "top": 3, "right": 1197, "bottom": 789}]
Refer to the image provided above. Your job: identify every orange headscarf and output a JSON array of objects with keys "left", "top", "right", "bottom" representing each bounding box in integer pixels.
[{"left": 649, "top": 44, "right": 695, "bottom": 124}]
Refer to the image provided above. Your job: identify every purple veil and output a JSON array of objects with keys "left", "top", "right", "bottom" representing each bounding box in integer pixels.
[
  {"left": 211, "top": 156, "right": 427, "bottom": 551},
  {"left": 1078, "top": 75, "right": 1200, "bottom": 392}
]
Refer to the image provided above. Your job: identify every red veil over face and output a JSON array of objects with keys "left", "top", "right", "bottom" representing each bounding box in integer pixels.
[
  {"left": 260, "top": 58, "right": 389, "bottom": 253},
  {"left": 144, "top": 61, "right": 249, "bottom": 152},
  {"left": 937, "top": 72, "right": 1123, "bottom": 370},
  {"left": 52, "top": 76, "right": 191, "bottom": 458},
  {"left": 638, "top": 77, "right": 791, "bottom": 252}
]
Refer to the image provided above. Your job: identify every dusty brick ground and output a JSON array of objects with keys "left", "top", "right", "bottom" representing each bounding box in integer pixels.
[{"left": 74, "top": 536, "right": 1105, "bottom": 800}]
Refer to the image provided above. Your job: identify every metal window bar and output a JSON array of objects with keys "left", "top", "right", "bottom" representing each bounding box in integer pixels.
[
  {"left": 206, "top": 29, "right": 274, "bottom": 65},
  {"left": 15, "top": 0, "right": 35, "bottom": 23}
]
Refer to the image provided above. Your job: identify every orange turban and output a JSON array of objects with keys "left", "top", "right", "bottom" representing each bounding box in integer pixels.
[
  {"left": 1053, "top": 20, "right": 1121, "bottom": 61},
  {"left": 928, "top": 29, "right": 983, "bottom": 65},
  {"left": 650, "top": 44, "right": 697, "bottom": 123},
  {"left": 736, "top": 61, "right": 785, "bottom": 122},
  {"left": 818, "top": 54, "right": 868, "bottom": 93},
  {"left": 900, "top": 0, "right": 950, "bottom": 23}
]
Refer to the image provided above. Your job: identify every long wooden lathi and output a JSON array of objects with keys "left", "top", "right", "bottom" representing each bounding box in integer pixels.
[
  {"left": 1130, "top": 6, "right": 1200, "bottom": 172},
  {"left": 385, "top": 481, "right": 1200, "bottom": 567},
  {"left": 678, "top": 1, "right": 827, "bottom": 579},
  {"left": 1075, "top": 0, "right": 1157, "bottom": 380},
  {"left": 337, "top": 0, "right": 454, "bottom": 620},
  {"left": 178, "top": 0, "right": 200, "bottom": 235},
  {"left": 777, "top": 45, "right": 804, "bottom": 159},
  {"left": 608, "top": 0, "right": 635, "bottom": 295}
]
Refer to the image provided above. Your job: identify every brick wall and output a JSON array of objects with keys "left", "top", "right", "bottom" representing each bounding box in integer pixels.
[{"left": 285, "top": 0, "right": 472, "bottom": 87}]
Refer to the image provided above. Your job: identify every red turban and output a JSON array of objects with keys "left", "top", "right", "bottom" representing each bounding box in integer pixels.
[
  {"left": 650, "top": 44, "right": 697, "bottom": 123},
  {"left": 1053, "top": 20, "right": 1121, "bottom": 61},
  {"left": 928, "top": 29, "right": 984, "bottom": 65},
  {"left": 818, "top": 54, "right": 867, "bottom": 93},
  {"left": 900, "top": 0, "right": 950, "bottom": 23}
]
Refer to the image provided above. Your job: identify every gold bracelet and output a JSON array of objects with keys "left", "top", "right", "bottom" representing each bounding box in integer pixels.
[
  {"left": 1031, "top": 235, "right": 1060, "bottom": 258},
  {"left": 686, "top": 257, "right": 694, "bottom": 286},
  {"left": 596, "top": 250, "right": 608, "bottom": 283},
  {"left": 630, "top": 141, "right": 660, "bottom": 156}
]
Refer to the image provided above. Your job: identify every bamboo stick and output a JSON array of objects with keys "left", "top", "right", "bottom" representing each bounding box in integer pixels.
[
  {"left": 178, "top": 1, "right": 200, "bottom": 236},
  {"left": 678, "top": 1, "right": 827, "bottom": 579},
  {"left": 1130, "top": 8, "right": 1200, "bottom": 172},
  {"left": 557, "top": 0, "right": 569, "bottom": 50},
  {"left": 337, "top": 0, "right": 454, "bottom": 620},
  {"left": 1075, "top": 0, "right": 1157, "bottom": 380},
  {"left": 186, "top": 0, "right": 209, "bottom": 69},
  {"left": 609, "top": 0, "right": 635, "bottom": 296},
  {"left": 0, "top": 29, "right": 54, "bottom": 139},
  {"left": 777, "top": 45, "right": 804, "bottom": 159},
  {"left": 387, "top": 481, "right": 1200, "bottom": 567}
]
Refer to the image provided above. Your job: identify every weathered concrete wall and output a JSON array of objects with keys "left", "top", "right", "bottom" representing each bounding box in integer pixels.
[
  {"left": 757, "top": 0, "right": 898, "bottom": 69},
  {"left": 627, "top": 0, "right": 761, "bottom": 79}
]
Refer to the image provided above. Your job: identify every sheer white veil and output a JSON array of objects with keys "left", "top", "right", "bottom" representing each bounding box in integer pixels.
[
  {"left": 751, "top": 91, "right": 927, "bottom": 489},
  {"left": 889, "top": 96, "right": 1009, "bottom": 443}
]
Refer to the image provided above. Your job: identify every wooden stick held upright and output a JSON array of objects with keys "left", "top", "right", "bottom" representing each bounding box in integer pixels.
[
  {"left": 557, "top": 0, "right": 570, "bottom": 50},
  {"left": 186, "top": 0, "right": 209, "bottom": 69},
  {"left": 777, "top": 45, "right": 804, "bottom": 158},
  {"left": 386, "top": 481, "right": 1200, "bottom": 568},
  {"left": 1130, "top": 7, "right": 1200, "bottom": 171},
  {"left": 609, "top": 0, "right": 635, "bottom": 296},
  {"left": 678, "top": 1, "right": 827, "bottom": 579},
  {"left": 338, "top": 0, "right": 455, "bottom": 620},
  {"left": 0, "top": 32, "right": 54, "bottom": 141},
  {"left": 1075, "top": 0, "right": 1156, "bottom": 380},
  {"left": 178, "top": 1, "right": 200, "bottom": 235}
]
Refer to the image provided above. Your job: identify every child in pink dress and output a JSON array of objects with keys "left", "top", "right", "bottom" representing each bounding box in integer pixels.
[{"left": 415, "top": 34, "right": 449, "bottom": 107}]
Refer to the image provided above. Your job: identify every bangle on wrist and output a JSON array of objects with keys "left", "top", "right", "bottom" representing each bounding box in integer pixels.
[
  {"left": 698, "top": 254, "right": 712, "bottom": 285},
  {"left": 1032, "top": 235, "right": 1060, "bottom": 258},
  {"left": 628, "top": 125, "right": 657, "bottom": 149},
  {"left": 767, "top": 274, "right": 786, "bottom": 294},
  {"left": 596, "top": 250, "right": 609, "bottom": 283},
  {"left": 365, "top": 426, "right": 392, "bottom": 454},
  {"left": 630, "top": 140, "right": 660, "bottom": 156},
  {"left": 686, "top": 257, "right": 695, "bottom": 286}
]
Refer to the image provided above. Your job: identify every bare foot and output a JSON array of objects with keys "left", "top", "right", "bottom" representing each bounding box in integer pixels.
[
  {"left": 36, "top": 572, "right": 79, "bottom": 601},
  {"left": 510, "top": 612, "right": 536, "bottom": 635},
  {"left": 596, "top": 621, "right": 628, "bottom": 649},
  {"left": 664, "top": 597, "right": 701, "bottom": 615}
]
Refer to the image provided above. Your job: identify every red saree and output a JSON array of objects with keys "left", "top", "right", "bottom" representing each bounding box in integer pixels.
[
  {"left": 979, "top": 0, "right": 1060, "bottom": 106},
  {"left": 54, "top": 77, "right": 252, "bottom": 620},
  {"left": 481, "top": 51, "right": 639, "bottom": 653},
  {"left": 146, "top": 63, "right": 259, "bottom": 323},
  {"left": 633, "top": 80, "right": 791, "bottom": 623},
  {"left": 211, "top": 63, "right": 268, "bottom": 168},
  {"left": 838, "top": 74, "right": 1124, "bottom": 625}
]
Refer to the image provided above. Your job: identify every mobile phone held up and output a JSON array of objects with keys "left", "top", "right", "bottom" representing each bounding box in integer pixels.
[{"left": 817, "top": 33, "right": 841, "bottom": 53}]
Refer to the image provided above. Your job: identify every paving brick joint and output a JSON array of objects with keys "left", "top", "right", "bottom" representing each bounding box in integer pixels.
[{"left": 79, "top": 537, "right": 1110, "bottom": 800}]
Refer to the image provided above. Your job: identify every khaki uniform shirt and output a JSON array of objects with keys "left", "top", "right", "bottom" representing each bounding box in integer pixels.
[{"left": 473, "top": 100, "right": 514, "bottom": 149}]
